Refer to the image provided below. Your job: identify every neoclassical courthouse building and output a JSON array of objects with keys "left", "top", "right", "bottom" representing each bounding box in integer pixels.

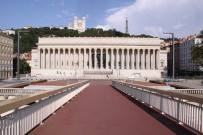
[{"left": 31, "top": 37, "right": 167, "bottom": 79}]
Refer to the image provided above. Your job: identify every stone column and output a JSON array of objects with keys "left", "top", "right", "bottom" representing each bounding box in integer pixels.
[
  {"left": 101, "top": 48, "right": 103, "bottom": 69},
  {"left": 116, "top": 49, "right": 119, "bottom": 69},
  {"left": 106, "top": 49, "right": 109, "bottom": 69},
  {"left": 68, "top": 49, "right": 71, "bottom": 69},
  {"left": 78, "top": 49, "right": 81, "bottom": 69},
  {"left": 38, "top": 48, "right": 41, "bottom": 68},
  {"left": 43, "top": 48, "right": 46, "bottom": 69},
  {"left": 122, "top": 49, "right": 124, "bottom": 69},
  {"left": 153, "top": 49, "right": 155, "bottom": 69},
  {"left": 111, "top": 49, "right": 113, "bottom": 69},
  {"left": 73, "top": 48, "right": 75, "bottom": 70},
  {"left": 142, "top": 49, "right": 145, "bottom": 69},
  {"left": 58, "top": 48, "right": 61, "bottom": 69},
  {"left": 132, "top": 49, "right": 135, "bottom": 69},
  {"left": 137, "top": 49, "right": 140, "bottom": 69},
  {"left": 48, "top": 48, "right": 50, "bottom": 69},
  {"left": 157, "top": 50, "right": 159, "bottom": 70},
  {"left": 53, "top": 49, "right": 56, "bottom": 69},
  {"left": 147, "top": 49, "right": 150, "bottom": 69},
  {"left": 94, "top": 48, "right": 97, "bottom": 69},
  {"left": 126, "top": 49, "right": 130, "bottom": 69},
  {"left": 89, "top": 49, "right": 92, "bottom": 69},
  {"left": 62, "top": 48, "right": 65, "bottom": 69},
  {"left": 84, "top": 48, "right": 87, "bottom": 70}
]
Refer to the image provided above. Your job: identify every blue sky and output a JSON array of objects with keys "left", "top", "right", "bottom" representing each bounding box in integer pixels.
[
  {"left": 1, "top": 0, "right": 203, "bottom": 38},
  {"left": 0, "top": 0, "right": 134, "bottom": 30}
]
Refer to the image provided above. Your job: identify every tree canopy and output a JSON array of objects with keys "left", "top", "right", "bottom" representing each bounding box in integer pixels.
[
  {"left": 197, "top": 30, "right": 203, "bottom": 38},
  {"left": 191, "top": 45, "right": 203, "bottom": 67},
  {"left": 13, "top": 57, "right": 31, "bottom": 75}
]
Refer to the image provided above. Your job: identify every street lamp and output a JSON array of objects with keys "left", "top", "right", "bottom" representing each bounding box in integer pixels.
[
  {"left": 163, "top": 32, "right": 175, "bottom": 79},
  {"left": 17, "top": 30, "right": 30, "bottom": 80}
]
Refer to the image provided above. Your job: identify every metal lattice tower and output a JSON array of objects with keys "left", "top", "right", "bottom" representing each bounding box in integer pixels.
[{"left": 125, "top": 18, "right": 128, "bottom": 34}]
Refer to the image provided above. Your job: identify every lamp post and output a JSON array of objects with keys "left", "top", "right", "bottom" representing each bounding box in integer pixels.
[
  {"left": 17, "top": 30, "right": 30, "bottom": 80},
  {"left": 163, "top": 32, "right": 175, "bottom": 80}
]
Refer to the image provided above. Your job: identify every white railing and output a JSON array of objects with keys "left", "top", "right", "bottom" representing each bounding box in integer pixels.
[
  {"left": 0, "top": 81, "right": 89, "bottom": 135},
  {"left": 112, "top": 81, "right": 203, "bottom": 134},
  {"left": 0, "top": 88, "right": 46, "bottom": 96},
  {"left": 170, "top": 89, "right": 203, "bottom": 95}
]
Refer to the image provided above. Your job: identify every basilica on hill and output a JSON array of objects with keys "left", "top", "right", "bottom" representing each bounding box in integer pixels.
[{"left": 68, "top": 16, "right": 86, "bottom": 33}]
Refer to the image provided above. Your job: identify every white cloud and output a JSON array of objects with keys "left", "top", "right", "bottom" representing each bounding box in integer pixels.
[
  {"left": 106, "top": 7, "right": 122, "bottom": 13},
  {"left": 57, "top": 14, "right": 62, "bottom": 18},
  {"left": 173, "top": 21, "right": 185, "bottom": 30},
  {"left": 95, "top": 25, "right": 111, "bottom": 31},
  {"left": 99, "top": 0, "right": 203, "bottom": 38},
  {"left": 144, "top": 26, "right": 163, "bottom": 37},
  {"left": 62, "top": 10, "right": 68, "bottom": 15}
]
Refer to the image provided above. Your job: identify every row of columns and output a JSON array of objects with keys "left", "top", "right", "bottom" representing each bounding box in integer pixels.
[{"left": 38, "top": 48, "right": 160, "bottom": 70}]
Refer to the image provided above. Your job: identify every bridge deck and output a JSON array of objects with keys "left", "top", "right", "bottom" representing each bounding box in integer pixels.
[{"left": 30, "top": 80, "right": 196, "bottom": 135}]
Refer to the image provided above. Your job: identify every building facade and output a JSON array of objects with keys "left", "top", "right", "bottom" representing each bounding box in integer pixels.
[
  {"left": 0, "top": 32, "right": 13, "bottom": 79},
  {"left": 166, "top": 42, "right": 180, "bottom": 76},
  {"left": 180, "top": 35, "right": 203, "bottom": 72},
  {"left": 31, "top": 37, "right": 167, "bottom": 79},
  {"left": 2, "top": 29, "right": 15, "bottom": 35},
  {"left": 69, "top": 16, "right": 86, "bottom": 33}
]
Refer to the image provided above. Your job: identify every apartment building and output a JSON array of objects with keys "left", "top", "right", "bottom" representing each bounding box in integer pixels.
[
  {"left": 0, "top": 32, "right": 14, "bottom": 79},
  {"left": 179, "top": 35, "right": 203, "bottom": 72}
]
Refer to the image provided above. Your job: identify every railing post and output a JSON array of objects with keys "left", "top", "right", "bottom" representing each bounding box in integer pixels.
[
  {"left": 0, "top": 116, "right": 3, "bottom": 135},
  {"left": 200, "top": 104, "right": 203, "bottom": 133},
  {"left": 14, "top": 108, "right": 20, "bottom": 135},
  {"left": 39, "top": 99, "right": 44, "bottom": 125},
  {"left": 149, "top": 91, "right": 151, "bottom": 107},
  {"left": 141, "top": 88, "right": 143, "bottom": 102},
  {"left": 160, "top": 94, "right": 163, "bottom": 113},
  {"left": 177, "top": 98, "right": 181, "bottom": 123}
]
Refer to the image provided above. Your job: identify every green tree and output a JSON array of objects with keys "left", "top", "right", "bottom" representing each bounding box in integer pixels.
[
  {"left": 13, "top": 57, "right": 31, "bottom": 76},
  {"left": 191, "top": 45, "right": 203, "bottom": 66},
  {"left": 197, "top": 30, "right": 203, "bottom": 38}
]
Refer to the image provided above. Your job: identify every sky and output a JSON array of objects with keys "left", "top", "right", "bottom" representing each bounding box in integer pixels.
[{"left": 1, "top": 0, "right": 203, "bottom": 38}]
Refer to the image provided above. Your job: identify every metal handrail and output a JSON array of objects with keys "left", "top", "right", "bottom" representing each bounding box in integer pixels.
[
  {"left": 0, "top": 80, "right": 89, "bottom": 114},
  {"left": 112, "top": 80, "right": 203, "bottom": 104}
]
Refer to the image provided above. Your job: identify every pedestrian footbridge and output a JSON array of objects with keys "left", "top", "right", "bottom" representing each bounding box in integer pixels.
[{"left": 0, "top": 80, "right": 202, "bottom": 135}]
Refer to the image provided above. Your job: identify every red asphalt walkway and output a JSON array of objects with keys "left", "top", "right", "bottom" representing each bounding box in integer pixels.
[{"left": 30, "top": 80, "right": 195, "bottom": 135}]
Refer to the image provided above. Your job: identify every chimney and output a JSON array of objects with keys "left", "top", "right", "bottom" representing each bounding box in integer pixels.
[
  {"left": 182, "top": 38, "right": 186, "bottom": 42},
  {"left": 190, "top": 35, "right": 194, "bottom": 39}
]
